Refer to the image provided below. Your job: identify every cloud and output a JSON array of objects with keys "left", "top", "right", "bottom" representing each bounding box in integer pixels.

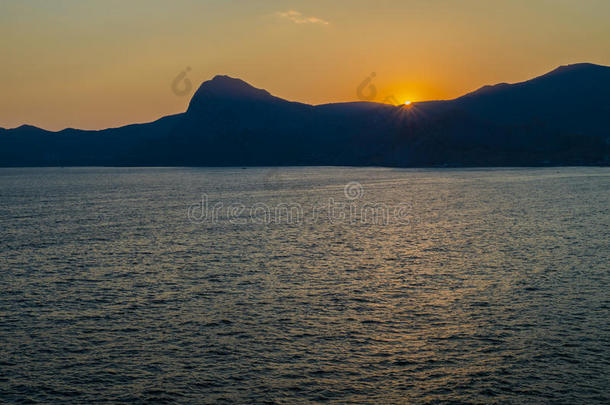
[{"left": 276, "top": 10, "right": 329, "bottom": 25}]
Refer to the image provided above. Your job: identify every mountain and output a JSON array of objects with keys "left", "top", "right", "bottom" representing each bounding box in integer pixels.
[
  {"left": 1, "top": 63, "right": 609, "bottom": 167},
  {"left": 410, "top": 63, "right": 610, "bottom": 165},
  {"left": 423, "top": 63, "right": 609, "bottom": 134}
]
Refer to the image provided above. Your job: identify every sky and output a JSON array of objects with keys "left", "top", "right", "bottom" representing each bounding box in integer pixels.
[{"left": 1, "top": 0, "right": 609, "bottom": 131}]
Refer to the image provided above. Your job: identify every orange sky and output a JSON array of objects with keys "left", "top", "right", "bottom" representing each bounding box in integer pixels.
[{"left": 1, "top": 0, "right": 609, "bottom": 131}]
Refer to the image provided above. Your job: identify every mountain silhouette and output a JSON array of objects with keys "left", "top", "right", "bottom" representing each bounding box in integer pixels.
[
  {"left": 189, "top": 75, "right": 283, "bottom": 104},
  {"left": 1, "top": 64, "right": 609, "bottom": 167},
  {"left": 426, "top": 63, "right": 609, "bottom": 134}
]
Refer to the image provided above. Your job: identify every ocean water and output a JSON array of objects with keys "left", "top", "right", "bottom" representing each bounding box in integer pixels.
[{"left": 0, "top": 167, "right": 608, "bottom": 404}]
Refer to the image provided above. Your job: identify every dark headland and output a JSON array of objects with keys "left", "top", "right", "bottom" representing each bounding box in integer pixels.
[{"left": 1, "top": 63, "right": 609, "bottom": 167}]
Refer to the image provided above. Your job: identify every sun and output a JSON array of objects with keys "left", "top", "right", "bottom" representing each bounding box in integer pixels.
[{"left": 404, "top": 101, "right": 412, "bottom": 106}]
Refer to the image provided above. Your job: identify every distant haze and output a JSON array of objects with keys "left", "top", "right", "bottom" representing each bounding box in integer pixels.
[{"left": 1, "top": 0, "right": 610, "bottom": 131}]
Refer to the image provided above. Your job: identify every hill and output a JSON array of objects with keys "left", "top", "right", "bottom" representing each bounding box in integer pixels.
[{"left": 1, "top": 64, "right": 608, "bottom": 167}]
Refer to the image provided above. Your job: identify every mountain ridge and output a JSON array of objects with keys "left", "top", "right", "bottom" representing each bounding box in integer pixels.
[{"left": 1, "top": 63, "right": 608, "bottom": 167}]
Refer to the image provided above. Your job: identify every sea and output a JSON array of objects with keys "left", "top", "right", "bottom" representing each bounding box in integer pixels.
[{"left": 1, "top": 167, "right": 608, "bottom": 403}]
